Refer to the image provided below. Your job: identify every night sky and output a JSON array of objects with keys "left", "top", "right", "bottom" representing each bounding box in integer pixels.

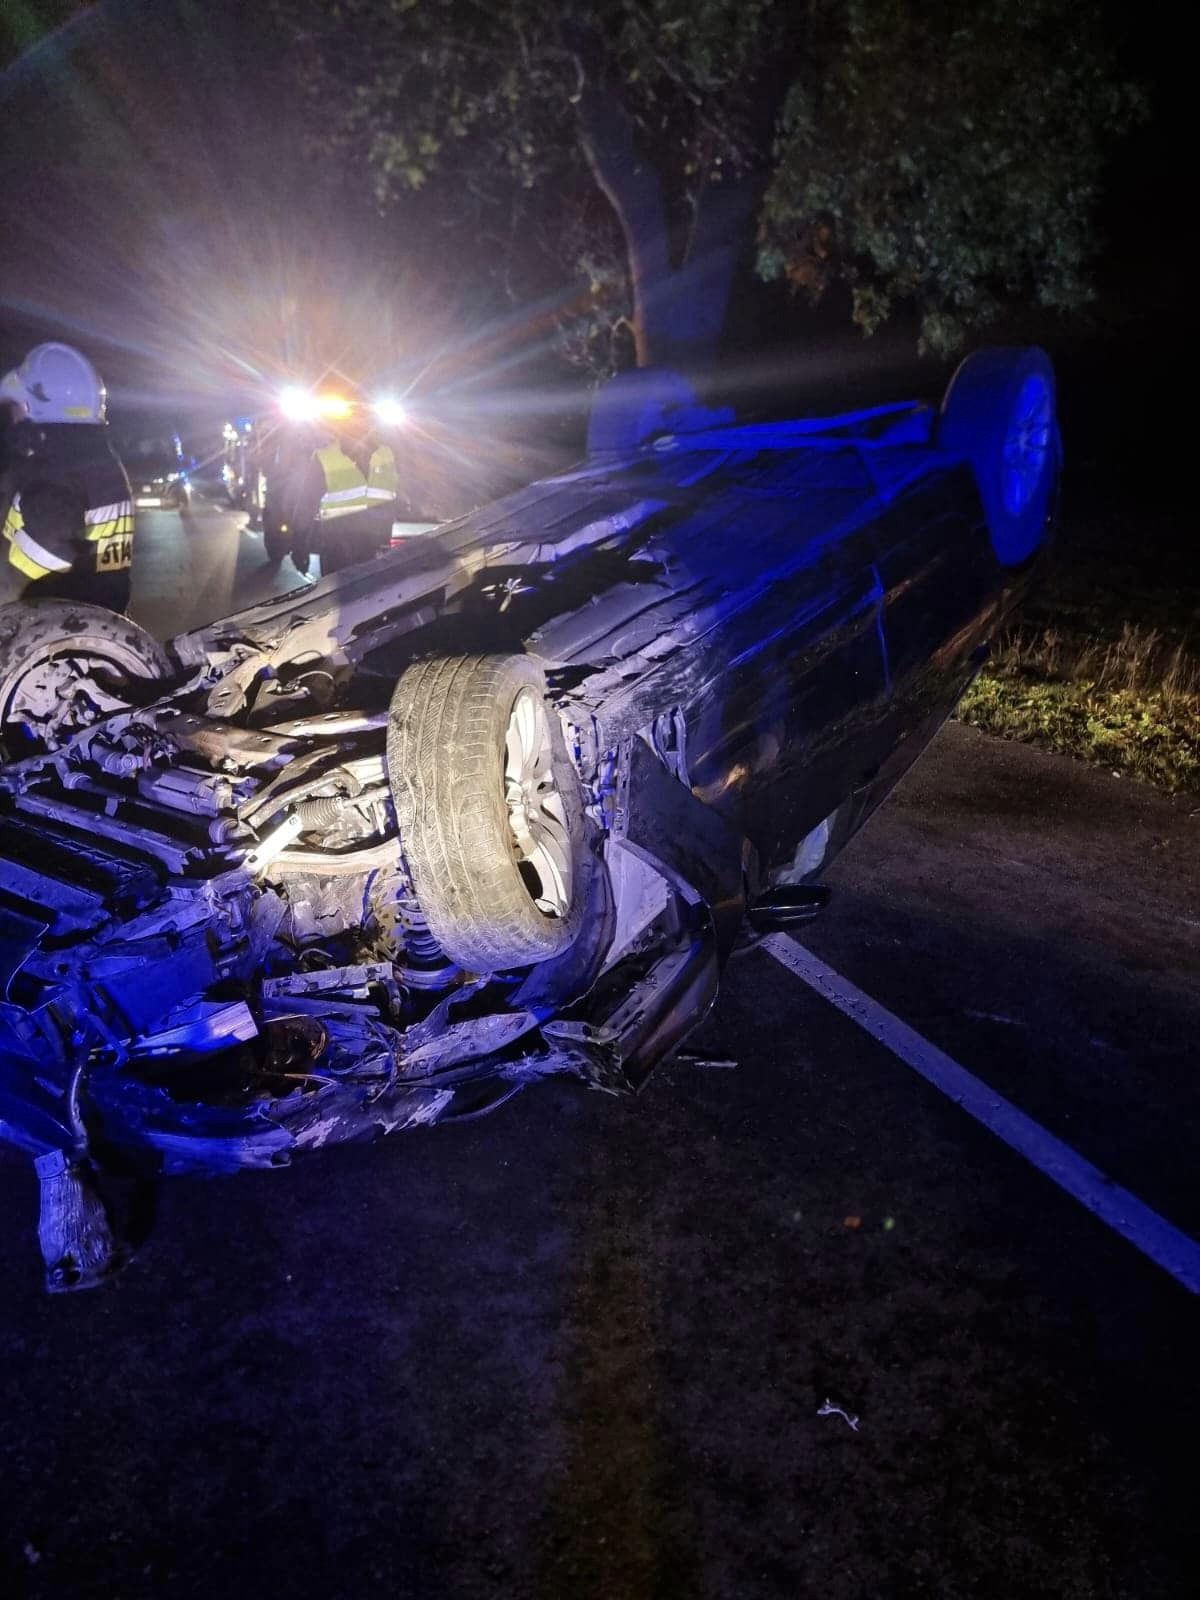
[{"left": 0, "top": 0, "right": 1188, "bottom": 515}]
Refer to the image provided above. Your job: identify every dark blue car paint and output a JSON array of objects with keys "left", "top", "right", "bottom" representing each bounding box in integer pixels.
[{"left": 0, "top": 381, "right": 1049, "bottom": 1285}]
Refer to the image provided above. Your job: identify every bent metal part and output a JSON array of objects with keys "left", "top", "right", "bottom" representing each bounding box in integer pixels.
[{"left": 0, "top": 352, "right": 1057, "bottom": 1290}]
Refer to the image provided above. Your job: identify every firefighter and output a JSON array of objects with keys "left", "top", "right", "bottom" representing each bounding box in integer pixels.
[
  {"left": 289, "top": 404, "right": 399, "bottom": 577},
  {"left": 0, "top": 343, "right": 135, "bottom": 613}
]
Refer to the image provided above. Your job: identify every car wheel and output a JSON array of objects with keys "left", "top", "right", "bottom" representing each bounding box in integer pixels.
[
  {"left": 938, "top": 346, "right": 1059, "bottom": 567},
  {"left": 387, "top": 654, "right": 593, "bottom": 973},
  {"left": 0, "top": 600, "right": 172, "bottom": 758}
]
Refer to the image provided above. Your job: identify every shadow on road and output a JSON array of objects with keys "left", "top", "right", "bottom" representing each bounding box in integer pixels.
[{"left": 0, "top": 723, "right": 1194, "bottom": 1598}]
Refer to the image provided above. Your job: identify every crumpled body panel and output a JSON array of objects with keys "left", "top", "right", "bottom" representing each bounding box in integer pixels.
[{"left": 0, "top": 396, "right": 1040, "bottom": 1286}]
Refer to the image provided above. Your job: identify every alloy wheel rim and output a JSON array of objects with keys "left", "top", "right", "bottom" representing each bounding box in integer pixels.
[
  {"left": 503, "top": 687, "right": 572, "bottom": 918},
  {"left": 1001, "top": 374, "right": 1054, "bottom": 518}
]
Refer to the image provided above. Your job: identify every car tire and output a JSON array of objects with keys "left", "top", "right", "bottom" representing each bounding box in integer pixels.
[
  {"left": 0, "top": 600, "right": 172, "bottom": 757},
  {"left": 387, "top": 654, "right": 592, "bottom": 973},
  {"left": 938, "top": 346, "right": 1059, "bottom": 567}
]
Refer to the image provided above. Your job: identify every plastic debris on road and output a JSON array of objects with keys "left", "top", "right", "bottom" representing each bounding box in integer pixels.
[{"left": 817, "top": 1399, "right": 860, "bottom": 1432}]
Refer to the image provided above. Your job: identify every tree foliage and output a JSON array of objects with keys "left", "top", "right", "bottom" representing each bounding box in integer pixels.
[
  {"left": 280, "top": 0, "right": 769, "bottom": 197},
  {"left": 759, "top": 0, "right": 1146, "bottom": 354},
  {"left": 271, "top": 0, "right": 1142, "bottom": 369},
  {"left": 0, "top": 0, "right": 93, "bottom": 71},
  {"left": 272, "top": 0, "right": 778, "bottom": 369}
]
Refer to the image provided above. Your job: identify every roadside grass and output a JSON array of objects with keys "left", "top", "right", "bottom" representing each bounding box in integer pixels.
[{"left": 956, "top": 517, "right": 1200, "bottom": 794}]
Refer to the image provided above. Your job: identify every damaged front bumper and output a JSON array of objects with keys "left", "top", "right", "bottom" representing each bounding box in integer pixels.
[
  {"left": 10, "top": 904, "right": 721, "bottom": 1292},
  {"left": 1, "top": 731, "right": 740, "bottom": 1293}
]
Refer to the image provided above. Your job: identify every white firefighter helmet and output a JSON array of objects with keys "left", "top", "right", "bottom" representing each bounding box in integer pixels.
[{"left": 0, "top": 342, "right": 107, "bottom": 424}]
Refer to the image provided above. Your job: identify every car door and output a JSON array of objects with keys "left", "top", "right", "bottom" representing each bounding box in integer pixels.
[
  {"left": 574, "top": 443, "right": 893, "bottom": 883},
  {"left": 677, "top": 477, "right": 891, "bottom": 882},
  {"left": 860, "top": 461, "right": 1004, "bottom": 812},
  {"left": 524, "top": 442, "right": 893, "bottom": 885}
]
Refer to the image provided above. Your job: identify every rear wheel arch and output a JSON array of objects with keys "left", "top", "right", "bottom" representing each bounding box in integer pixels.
[{"left": 0, "top": 599, "right": 172, "bottom": 757}]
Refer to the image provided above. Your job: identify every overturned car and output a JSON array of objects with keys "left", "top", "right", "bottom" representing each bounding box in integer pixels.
[{"left": 0, "top": 350, "right": 1058, "bottom": 1290}]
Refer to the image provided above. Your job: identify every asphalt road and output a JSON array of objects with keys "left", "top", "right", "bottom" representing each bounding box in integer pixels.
[
  {"left": 127, "top": 490, "right": 311, "bottom": 635},
  {"left": 1, "top": 503, "right": 1197, "bottom": 1597}
]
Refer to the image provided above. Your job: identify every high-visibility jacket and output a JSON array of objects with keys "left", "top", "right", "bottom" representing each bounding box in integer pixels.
[
  {"left": 315, "top": 442, "right": 398, "bottom": 522},
  {"left": 1, "top": 424, "right": 135, "bottom": 611}
]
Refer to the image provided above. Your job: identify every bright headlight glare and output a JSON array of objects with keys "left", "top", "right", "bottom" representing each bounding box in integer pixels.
[
  {"left": 373, "top": 396, "right": 408, "bottom": 428},
  {"left": 279, "top": 385, "right": 318, "bottom": 421},
  {"left": 317, "top": 393, "right": 353, "bottom": 420}
]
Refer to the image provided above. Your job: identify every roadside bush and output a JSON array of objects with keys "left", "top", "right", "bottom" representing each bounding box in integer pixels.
[{"left": 958, "top": 622, "right": 1200, "bottom": 793}]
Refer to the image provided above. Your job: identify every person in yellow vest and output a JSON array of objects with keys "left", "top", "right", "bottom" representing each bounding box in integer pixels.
[
  {"left": 289, "top": 410, "right": 399, "bottom": 577},
  {"left": 0, "top": 344, "right": 136, "bottom": 613}
]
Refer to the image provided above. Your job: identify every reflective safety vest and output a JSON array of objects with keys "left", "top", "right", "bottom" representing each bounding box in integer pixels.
[
  {"left": 315, "top": 442, "right": 398, "bottom": 522},
  {"left": 3, "top": 490, "right": 134, "bottom": 580}
]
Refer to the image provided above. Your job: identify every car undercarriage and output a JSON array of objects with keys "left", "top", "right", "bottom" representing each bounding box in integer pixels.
[{"left": 0, "top": 351, "right": 1058, "bottom": 1289}]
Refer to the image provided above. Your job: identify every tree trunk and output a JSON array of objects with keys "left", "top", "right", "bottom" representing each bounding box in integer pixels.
[
  {"left": 574, "top": 75, "right": 667, "bottom": 366},
  {"left": 657, "top": 173, "right": 760, "bottom": 366},
  {"left": 575, "top": 77, "right": 755, "bottom": 369}
]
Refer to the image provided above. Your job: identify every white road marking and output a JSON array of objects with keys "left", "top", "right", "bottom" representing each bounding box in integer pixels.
[{"left": 764, "top": 934, "right": 1200, "bottom": 1296}]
